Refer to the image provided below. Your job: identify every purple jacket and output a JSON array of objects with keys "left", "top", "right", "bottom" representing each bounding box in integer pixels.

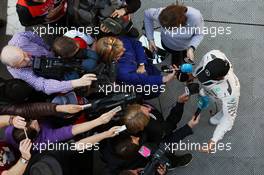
[
  {"left": 7, "top": 31, "right": 73, "bottom": 95},
  {"left": 5, "top": 122, "right": 73, "bottom": 150}
]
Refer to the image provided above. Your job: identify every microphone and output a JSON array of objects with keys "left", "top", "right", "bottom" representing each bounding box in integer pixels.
[
  {"left": 161, "top": 65, "right": 174, "bottom": 73},
  {"left": 194, "top": 108, "right": 202, "bottom": 120},
  {"left": 194, "top": 95, "right": 209, "bottom": 120},
  {"left": 161, "top": 64, "right": 193, "bottom": 74},
  {"left": 180, "top": 64, "right": 193, "bottom": 73}
]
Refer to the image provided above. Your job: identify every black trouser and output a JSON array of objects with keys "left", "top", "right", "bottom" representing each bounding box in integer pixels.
[
  {"left": 161, "top": 103, "right": 194, "bottom": 145},
  {"left": 161, "top": 41, "right": 187, "bottom": 66},
  {"left": 143, "top": 102, "right": 186, "bottom": 144},
  {"left": 162, "top": 102, "right": 185, "bottom": 136}
]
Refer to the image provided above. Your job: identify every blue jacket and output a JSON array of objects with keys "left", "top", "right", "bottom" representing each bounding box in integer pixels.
[
  {"left": 65, "top": 49, "right": 99, "bottom": 80},
  {"left": 116, "top": 36, "right": 163, "bottom": 86}
]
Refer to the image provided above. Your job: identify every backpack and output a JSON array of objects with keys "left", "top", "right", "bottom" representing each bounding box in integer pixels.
[
  {"left": 67, "top": 0, "right": 125, "bottom": 27},
  {"left": 67, "top": 0, "right": 99, "bottom": 26}
]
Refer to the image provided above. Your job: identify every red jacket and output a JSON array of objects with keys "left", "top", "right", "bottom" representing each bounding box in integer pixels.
[{"left": 16, "top": 0, "right": 67, "bottom": 26}]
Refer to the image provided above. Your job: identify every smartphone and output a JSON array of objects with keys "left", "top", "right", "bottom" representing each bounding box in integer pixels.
[
  {"left": 138, "top": 146, "right": 151, "bottom": 158},
  {"left": 82, "top": 104, "right": 92, "bottom": 110},
  {"left": 115, "top": 125, "right": 127, "bottom": 134}
]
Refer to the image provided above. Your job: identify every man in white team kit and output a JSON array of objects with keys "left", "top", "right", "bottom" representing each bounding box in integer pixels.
[{"left": 193, "top": 50, "right": 240, "bottom": 152}]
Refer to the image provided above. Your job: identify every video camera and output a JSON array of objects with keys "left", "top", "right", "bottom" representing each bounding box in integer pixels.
[
  {"left": 139, "top": 144, "right": 170, "bottom": 175},
  {"left": 97, "top": 0, "right": 133, "bottom": 34},
  {"left": 161, "top": 64, "right": 193, "bottom": 74},
  {"left": 32, "top": 56, "right": 116, "bottom": 87}
]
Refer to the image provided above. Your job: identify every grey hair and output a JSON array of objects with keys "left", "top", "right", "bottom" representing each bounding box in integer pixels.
[{"left": 0, "top": 45, "right": 23, "bottom": 67}]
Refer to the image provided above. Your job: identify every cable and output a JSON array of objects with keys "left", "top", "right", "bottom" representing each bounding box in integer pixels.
[{"left": 204, "top": 19, "right": 264, "bottom": 27}]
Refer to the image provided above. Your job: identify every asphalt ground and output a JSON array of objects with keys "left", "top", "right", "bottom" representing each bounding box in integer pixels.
[{"left": 0, "top": 0, "right": 264, "bottom": 174}]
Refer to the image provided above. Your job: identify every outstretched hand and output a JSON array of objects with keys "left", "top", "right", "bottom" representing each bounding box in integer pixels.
[
  {"left": 98, "top": 110, "right": 117, "bottom": 125},
  {"left": 178, "top": 94, "right": 190, "bottom": 103},
  {"left": 104, "top": 126, "right": 121, "bottom": 138},
  {"left": 111, "top": 8, "right": 126, "bottom": 18},
  {"left": 19, "top": 139, "right": 32, "bottom": 161},
  {"left": 188, "top": 115, "right": 200, "bottom": 128},
  {"left": 12, "top": 116, "right": 27, "bottom": 129},
  {"left": 57, "top": 104, "right": 83, "bottom": 114}
]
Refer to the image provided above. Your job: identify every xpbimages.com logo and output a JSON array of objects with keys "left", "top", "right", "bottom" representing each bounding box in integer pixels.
[
  {"left": 32, "top": 24, "right": 100, "bottom": 37},
  {"left": 164, "top": 25, "right": 232, "bottom": 38},
  {"left": 32, "top": 141, "right": 100, "bottom": 154},
  {"left": 164, "top": 140, "right": 232, "bottom": 154},
  {"left": 98, "top": 83, "right": 166, "bottom": 95}
]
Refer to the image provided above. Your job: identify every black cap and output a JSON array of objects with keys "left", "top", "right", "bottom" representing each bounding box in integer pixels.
[
  {"left": 197, "top": 58, "right": 230, "bottom": 83},
  {"left": 30, "top": 156, "right": 62, "bottom": 175}
]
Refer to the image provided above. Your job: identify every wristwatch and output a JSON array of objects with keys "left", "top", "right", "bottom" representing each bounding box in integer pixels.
[{"left": 20, "top": 157, "right": 29, "bottom": 164}]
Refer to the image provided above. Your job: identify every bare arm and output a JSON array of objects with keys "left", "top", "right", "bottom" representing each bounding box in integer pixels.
[
  {"left": 75, "top": 132, "right": 109, "bottom": 146},
  {"left": 71, "top": 110, "right": 116, "bottom": 136},
  {"left": 75, "top": 126, "right": 120, "bottom": 150},
  {"left": 0, "top": 115, "right": 11, "bottom": 128},
  {"left": 2, "top": 139, "right": 32, "bottom": 175},
  {"left": 0, "top": 115, "right": 26, "bottom": 129},
  {"left": 71, "top": 118, "right": 102, "bottom": 136},
  {"left": 2, "top": 159, "right": 28, "bottom": 175}
]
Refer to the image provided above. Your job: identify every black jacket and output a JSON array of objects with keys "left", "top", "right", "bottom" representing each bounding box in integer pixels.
[
  {"left": 0, "top": 103, "right": 58, "bottom": 120},
  {"left": 125, "top": 0, "right": 141, "bottom": 14},
  {"left": 24, "top": 149, "right": 93, "bottom": 175},
  {"left": 99, "top": 102, "right": 193, "bottom": 175}
]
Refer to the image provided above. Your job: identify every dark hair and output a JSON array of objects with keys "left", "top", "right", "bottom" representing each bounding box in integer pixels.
[
  {"left": 52, "top": 36, "right": 79, "bottom": 58},
  {"left": 12, "top": 127, "right": 38, "bottom": 143},
  {"left": 112, "top": 134, "right": 140, "bottom": 160},
  {"left": 159, "top": 3, "right": 187, "bottom": 28}
]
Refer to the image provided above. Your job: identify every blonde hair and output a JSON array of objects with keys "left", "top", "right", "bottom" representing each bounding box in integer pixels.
[
  {"left": 96, "top": 37, "right": 124, "bottom": 63},
  {"left": 122, "top": 104, "right": 150, "bottom": 134}
]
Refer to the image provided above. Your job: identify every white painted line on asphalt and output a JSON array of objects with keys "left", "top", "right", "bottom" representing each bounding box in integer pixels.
[{"left": 6, "top": 0, "right": 25, "bottom": 35}]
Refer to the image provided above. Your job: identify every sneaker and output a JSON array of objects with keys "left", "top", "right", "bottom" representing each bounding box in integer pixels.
[
  {"left": 167, "top": 153, "right": 193, "bottom": 170},
  {"left": 209, "top": 111, "right": 223, "bottom": 125}
]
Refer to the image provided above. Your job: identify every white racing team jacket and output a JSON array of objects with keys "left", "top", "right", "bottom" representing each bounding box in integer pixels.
[{"left": 193, "top": 50, "right": 240, "bottom": 143}]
